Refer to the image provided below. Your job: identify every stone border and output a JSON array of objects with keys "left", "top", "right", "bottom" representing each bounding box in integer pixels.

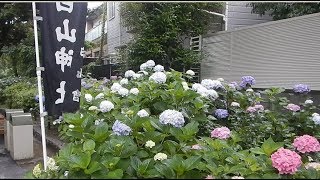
[{"left": 33, "top": 126, "right": 64, "bottom": 151}]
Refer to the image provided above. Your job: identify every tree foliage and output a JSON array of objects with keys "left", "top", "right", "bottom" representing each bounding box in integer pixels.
[
  {"left": 120, "top": 2, "right": 223, "bottom": 71},
  {"left": 249, "top": 2, "right": 320, "bottom": 20},
  {"left": 0, "top": 3, "right": 35, "bottom": 77}
]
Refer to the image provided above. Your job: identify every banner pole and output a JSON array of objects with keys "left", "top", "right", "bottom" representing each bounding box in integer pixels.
[{"left": 32, "top": 2, "right": 48, "bottom": 171}]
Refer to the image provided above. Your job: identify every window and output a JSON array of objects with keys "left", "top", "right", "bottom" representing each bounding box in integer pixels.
[
  {"left": 190, "top": 35, "right": 202, "bottom": 52},
  {"left": 94, "top": 51, "right": 100, "bottom": 57},
  {"left": 108, "top": 2, "right": 115, "bottom": 20}
]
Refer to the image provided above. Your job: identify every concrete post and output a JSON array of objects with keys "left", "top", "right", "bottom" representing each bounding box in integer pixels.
[
  {"left": 9, "top": 113, "right": 34, "bottom": 160},
  {"left": 4, "top": 109, "right": 24, "bottom": 152}
]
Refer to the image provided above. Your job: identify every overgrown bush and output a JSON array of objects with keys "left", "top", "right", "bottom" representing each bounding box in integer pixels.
[
  {"left": 27, "top": 60, "right": 320, "bottom": 179},
  {"left": 2, "top": 78, "right": 37, "bottom": 112}
]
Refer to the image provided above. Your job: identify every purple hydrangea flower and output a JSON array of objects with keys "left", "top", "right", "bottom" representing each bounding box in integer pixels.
[
  {"left": 112, "top": 120, "right": 132, "bottom": 136},
  {"left": 83, "top": 83, "right": 93, "bottom": 89},
  {"left": 293, "top": 84, "right": 310, "bottom": 94},
  {"left": 239, "top": 76, "right": 255, "bottom": 88},
  {"left": 102, "top": 78, "right": 110, "bottom": 85},
  {"left": 228, "top": 81, "right": 239, "bottom": 89},
  {"left": 214, "top": 109, "right": 229, "bottom": 119}
]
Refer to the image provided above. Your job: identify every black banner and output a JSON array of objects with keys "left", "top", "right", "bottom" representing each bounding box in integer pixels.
[{"left": 39, "top": 2, "right": 87, "bottom": 116}]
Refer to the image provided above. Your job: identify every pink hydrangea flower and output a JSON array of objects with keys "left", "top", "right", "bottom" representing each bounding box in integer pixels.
[
  {"left": 254, "top": 104, "right": 264, "bottom": 111},
  {"left": 293, "top": 135, "right": 320, "bottom": 153},
  {"left": 205, "top": 175, "right": 215, "bottom": 179},
  {"left": 285, "top": 103, "right": 300, "bottom": 112},
  {"left": 246, "top": 106, "right": 257, "bottom": 113},
  {"left": 191, "top": 144, "right": 202, "bottom": 150},
  {"left": 271, "top": 147, "right": 302, "bottom": 174},
  {"left": 211, "top": 127, "right": 231, "bottom": 140}
]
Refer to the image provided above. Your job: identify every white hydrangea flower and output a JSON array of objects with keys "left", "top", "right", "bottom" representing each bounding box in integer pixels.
[
  {"left": 154, "top": 65, "right": 164, "bottom": 72},
  {"left": 139, "top": 71, "right": 149, "bottom": 76},
  {"left": 47, "top": 157, "right": 59, "bottom": 171},
  {"left": 201, "top": 79, "right": 223, "bottom": 90},
  {"left": 217, "top": 78, "right": 224, "bottom": 82},
  {"left": 125, "top": 70, "right": 135, "bottom": 78},
  {"left": 69, "top": 124, "right": 75, "bottom": 128},
  {"left": 95, "top": 93, "right": 104, "bottom": 99},
  {"left": 246, "top": 88, "right": 254, "bottom": 92},
  {"left": 99, "top": 100, "right": 114, "bottom": 112},
  {"left": 137, "top": 109, "right": 149, "bottom": 117},
  {"left": 192, "top": 83, "right": 203, "bottom": 91},
  {"left": 312, "top": 115, "right": 320, "bottom": 125},
  {"left": 84, "top": 94, "right": 93, "bottom": 102},
  {"left": 64, "top": 171, "right": 69, "bottom": 177},
  {"left": 95, "top": 119, "right": 104, "bottom": 126},
  {"left": 305, "top": 99, "right": 313, "bottom": 104},
  {"left": 231, "top": 176, "right": 245, "bottom": 179},
  {"left": 145, "top": 140, "right": 155, "bottom": 148},
  {"left": 186, "top": 70, "right": 195, "bottom": 76},
  {"left": 33, "top": 164, "right": 41, "bottom": 178},
  {"left": 146, "top": 60, "right": 156, "bottom": 67},
  {"left": 118, "top": 87, "right": 129, "bottom": 97},
  {"left": 207, "top": 89, "right": 219, "bottom": 99},
  {"left": 111, "top": 83, "right": 122, "bottom": 93},
  {"left": 52, "top": 116, "right": 63, "bottom": 125},
  {"left": 149, "top": 72, "right": 167, "bottom": 84},
  {"left": 305, "top": 162, "right": 320, "bottom": 171},
  {"left": 88, "top": 106, "right": 98, "bottom": 111},
  {"left": 197, "top": 86, "right": 209, "bottom": 97},
  {"left": 159, "top": 109, "right": 185, "bottom": 128},
  {"left": 231, "top": 102, "right": 240, "bottom": 107},
  {"left": 130, "top": 88, "right": 139, "bottom": 95},
  {"left": 181, "top": 82, "right": 189, "bottom": 90},
  {"left": 140, "top": 63, "right": 148, "bottom": 71},
  {"left": 120, "top": 78, "right": 128, "bottom": 85},
  {"left": 154, "top": 153, "right": 167, "bottom": 161},
  {"left": 132, "top": 73, "right": 142, "bottom": 79}
]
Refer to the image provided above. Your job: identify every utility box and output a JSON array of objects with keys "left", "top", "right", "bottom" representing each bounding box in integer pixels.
[
  {"left": 4, "top": 109, "right": 24, "bottom": 152},
  {"left": 9, "top": 113, "right": 34, "bottom": 160}
]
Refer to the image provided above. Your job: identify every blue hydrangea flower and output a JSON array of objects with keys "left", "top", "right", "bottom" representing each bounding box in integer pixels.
[
  {"left": 214, "top": 109, "right": 229, "bottom": 119},
  {"left": 293, "top": 84, "right": 310, "bottom": 94},
  {"left": 112, "top": 120, "right": 132, "bottom": 136},
  {"left": 35, "top": 95, "right": 45, "bottom": 102},
  {"left": 239, "top": 76, "right": 255, "bottom": 88}
]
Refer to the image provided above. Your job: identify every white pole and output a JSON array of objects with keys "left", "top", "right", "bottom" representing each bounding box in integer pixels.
[
  {"left": 32, "top": 2, "right": 47, "bottom": 171},
  {"left": 225, "top": 2, "right": 229, "bottom": 31}
]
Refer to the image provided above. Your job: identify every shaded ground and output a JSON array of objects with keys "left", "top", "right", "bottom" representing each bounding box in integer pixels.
[{"left": 0, "top": 133, "right": 58, "bottom": 179}]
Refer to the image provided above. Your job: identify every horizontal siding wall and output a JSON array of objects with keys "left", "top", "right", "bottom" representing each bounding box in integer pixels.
[
  {"left": 227, "top": 2, "right": 272, "bottom": 30},
  {"left": 201, "top": 13, "right": 320, "bottom": 90},
  {"left": 107, "top": 2, "right": 121, "bottom": 54}
]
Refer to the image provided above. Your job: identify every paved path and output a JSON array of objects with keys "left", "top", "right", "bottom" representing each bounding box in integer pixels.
[{"left": 0, "top": 134, "right": 27, "bottom": 179}]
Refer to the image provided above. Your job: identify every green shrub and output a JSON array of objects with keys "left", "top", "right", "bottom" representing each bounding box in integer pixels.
[
  {"left": 3, "top": 78, "right": 37, "bottom": 112},
  {"left": 27, "top": 61, "right": 320, "bottom": 179}
]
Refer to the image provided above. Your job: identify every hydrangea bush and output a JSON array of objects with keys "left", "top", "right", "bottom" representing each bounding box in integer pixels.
[{"left": 28, "top": 60, "right": 320, "bottom": 179}]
